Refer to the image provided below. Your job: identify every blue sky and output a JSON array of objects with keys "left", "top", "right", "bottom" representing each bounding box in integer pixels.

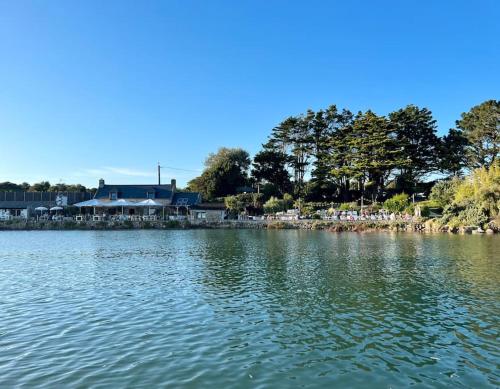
[{"left": 0, "top": 0, "right": 498, "bottom": 188}]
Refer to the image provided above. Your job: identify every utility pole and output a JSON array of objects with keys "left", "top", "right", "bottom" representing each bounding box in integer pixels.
[{"left": 158, "top": 162, "right": 161, "bottom": 185}]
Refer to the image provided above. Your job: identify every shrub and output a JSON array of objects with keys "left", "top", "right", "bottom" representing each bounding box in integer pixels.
[
  {"left": 456, "top": 202, "right": 489, "bottom": 226},
  {"left": 430, "top": 179, "right": 462, "bottom": 207},
  {"left": 312, "top": 213, "right": 321, "bottom": 220},
  {"left": 384, "top": 193, "right": 409, "bottom": 213},
  {"left": 339, "top": 202, "right": 357, "bottom": 211},
  {"left": 264, "top": 196, "right": 283, "bottom": 214},
  {"left": 420, "top": 205, "right": 431, "bottom": 217},
  {"left": 283, "top": 193, "right": 294, "bottom": 210},
  {"left": 442, "top": 200, "right": 488, "bottom": 227}
]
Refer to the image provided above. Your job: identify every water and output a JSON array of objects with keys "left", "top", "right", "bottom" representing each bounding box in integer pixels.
[{"left": 0, "top": 230, "right": 498, "bottom": 388}]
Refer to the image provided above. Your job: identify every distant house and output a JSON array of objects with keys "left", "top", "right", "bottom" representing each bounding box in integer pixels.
[{"left": 93, "top": 178, "right": 202, "bottom": 215}]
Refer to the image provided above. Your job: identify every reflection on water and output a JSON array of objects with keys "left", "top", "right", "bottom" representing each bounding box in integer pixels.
[{"left": 0, "top": 230, "right": 498, "bottom": 388}]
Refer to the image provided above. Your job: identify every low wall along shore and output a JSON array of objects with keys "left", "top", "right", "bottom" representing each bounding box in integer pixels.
[{"left": 0, "top": 219, "right": 496, "bottom": 233}]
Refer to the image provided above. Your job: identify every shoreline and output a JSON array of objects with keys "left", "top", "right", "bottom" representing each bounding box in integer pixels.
[{"left": 0, "top": 219, "right": 496, "bottom": 234}]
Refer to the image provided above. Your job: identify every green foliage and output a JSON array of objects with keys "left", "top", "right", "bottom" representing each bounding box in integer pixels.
[
  {"left": 300, "top": 203, "right": 315, "bottom": 216},
  {"left": 263, "top": 196, "right": 284, "bottom": 214},
  {"left": 442, "top": 201, "right": 488, "bottom": 227},
  {"left": 188, "top": 147, "right": 251, "bottom": 200},
  {"left": 225, "top": 193, "right": 264, "bottom": 215},
  {"left": 384, "top": 193, "right": 409, "bottom": 213},
  {"left": 429, "top": 179, "right": 462, "bottom": 208},
  {"left": 0, "top": 181, "right": 89, "bottom": 193},
  {"left": 339, "top": 202, "right": 357, "bottom": 211},
  {"left": 0, "top": 182, "right": 30, "bottom": 191},
  {"left": 335, "top": 110, "right": 405, "bottom": 201},
  {"left": 406, "top": 203, "right": 431, "bottom": 217},
  {"left": 456, "top": 100, "right": 499, "bottom": 168},
  {"left": 251, "top": 146, "right": 291, "bottom": 195},
  {"left": 389, "top": 105, "right": 440, "bottom": 181},
  {"left": 438, "top": 164, "right": 499, "bottom": 227},
  {"left": 439, "top": 128, "right": 469, "bottom": 176},
  {"left": 30, "top": 181, "right": 51, "bottom": 192},
  {"left": 224, "top": 195, "right": 245, "bottom": 213},
  {"left": 283, "top": 193, "right": 294, "bottom": 210},
  {"left": 49, "top": 183, "right": 88, "bottom": 192}
]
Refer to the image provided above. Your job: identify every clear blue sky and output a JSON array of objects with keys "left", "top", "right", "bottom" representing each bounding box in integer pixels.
[{"left": 0, "top": 0, "right": 498, "bottom": 188}]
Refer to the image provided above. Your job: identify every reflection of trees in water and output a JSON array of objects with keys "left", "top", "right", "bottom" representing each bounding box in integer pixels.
[
  {"left": 197, "top": 229, "right": 253, "bottom": 292},
  {"left": 197, "top": 231, "right": 500, "bottom": 357}
]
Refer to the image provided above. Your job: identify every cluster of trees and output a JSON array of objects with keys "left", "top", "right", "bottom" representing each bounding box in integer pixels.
[
  {"left": 187, "top": 148, "right": 251, "bottom": 199},
  {"left": 0, "top": 181, "right": 92, "bottom": 193},
  {"left": 188, "top": 100, "right": 499, "bottom": 205},
  {"left": 430, "top": 164, "right": 500, "bottom": 228}
]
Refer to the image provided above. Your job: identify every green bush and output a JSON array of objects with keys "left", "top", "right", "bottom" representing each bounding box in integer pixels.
[
  {"left": 264, "top": 196, "right": 283, "bottom": 214},
  {"left": 339, "top": 202, "right": 357, "bottom": 211},
  {"left": 420, "top": 205, "right": 431, "bottom": 217},
  {"left": 457, "top": 203, "right": 489, "bottom": 226},
  {"left": 384, "top": 193, "right": 409, "bottom": 213},
  {"left": 430, "top": 179, "right": 461, "bottom": 207},
  {"left": 312, "top": 213, "right": 321, "bottom": 220},
  {"left": 441, "top": 200, "right": 488, "bottom": 227}
]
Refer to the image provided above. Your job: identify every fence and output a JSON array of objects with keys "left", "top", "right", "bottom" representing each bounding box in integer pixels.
[{"left": 0, "top": 191, "right": 92, "bottom": 204}]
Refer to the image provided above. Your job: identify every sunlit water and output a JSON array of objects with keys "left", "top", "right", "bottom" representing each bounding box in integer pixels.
[{"left": 0, "top": 230, "right": 498, "bottom": 388}]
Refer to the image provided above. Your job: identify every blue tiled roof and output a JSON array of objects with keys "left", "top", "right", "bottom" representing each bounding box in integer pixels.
[
  {"left": 94, "top": 185, "right": 173, "bottom": 199},
  {"left": 171, "top": 192, "right": 201, "bottom": 206}
]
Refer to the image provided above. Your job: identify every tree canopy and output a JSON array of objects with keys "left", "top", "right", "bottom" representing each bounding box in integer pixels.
[
  {"left": 456, "top": 100, "right": 499, "bottom": 168},
  {"left": 188, "top": 147, "right": 251, "bottom": 200}
]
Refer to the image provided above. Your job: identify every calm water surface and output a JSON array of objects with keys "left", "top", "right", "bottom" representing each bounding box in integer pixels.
[{"left": 0, "top": 230, "right": 498, "bottom": 388}]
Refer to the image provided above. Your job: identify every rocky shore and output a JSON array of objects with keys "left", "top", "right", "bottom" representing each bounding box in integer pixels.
[{"left": 0, "top": 219, "right": 497, "bottom": 233}]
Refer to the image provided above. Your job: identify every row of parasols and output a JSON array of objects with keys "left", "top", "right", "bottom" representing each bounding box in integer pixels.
[{"left": 34, "top": 199, "right": 165, "bottom": 213}]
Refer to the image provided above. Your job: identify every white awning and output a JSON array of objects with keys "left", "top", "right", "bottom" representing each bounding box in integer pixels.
[
  {"left": 73, "top": 199, "right": 105, "bottom": 207},
  {"left": 34, "top": 206, "right": 48, "bottom": 211},
  {"left": 50, "top": 206, "right": 63, "bottom": 211},
  {"left": 105, "top": 199, "right": 138, "bottom": 207},
  {"left": 135, "top": 199, "right": 163, "bottom": 207}
]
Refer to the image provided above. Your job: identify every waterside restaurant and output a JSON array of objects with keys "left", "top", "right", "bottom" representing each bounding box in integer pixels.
[{"left": 0, "top": 179, "right": 226, "bottom": 222}]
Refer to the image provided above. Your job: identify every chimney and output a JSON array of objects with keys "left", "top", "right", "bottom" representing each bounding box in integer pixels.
[
  {"left": 99, "top": 178, "right": 105, "bottom": 188},
  {"left": 171, "top": 179, "right": 176, "bottom": 192}
]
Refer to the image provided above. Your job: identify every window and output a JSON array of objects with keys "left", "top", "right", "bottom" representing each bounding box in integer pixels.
[
  {"left": 196, "top": 212, "right": 206, "bottom": 219},
  {"left": 110, "top": 192, "right": 117, "bottom": 200},
  {"left": 147, "top": 192, "right": 155, "bottom": 199},
  {"left": 176, "top": 198, "right": 188, "bottom": 205}
]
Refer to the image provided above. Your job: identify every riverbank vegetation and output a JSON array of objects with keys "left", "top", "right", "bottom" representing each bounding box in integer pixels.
[{"left": 188, "top": 100, "right": 499, "bottom": 229}]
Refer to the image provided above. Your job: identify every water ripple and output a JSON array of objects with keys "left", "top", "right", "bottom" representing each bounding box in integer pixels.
[{"left": 0, "top": 230, "right": 498, "bottom": 388}]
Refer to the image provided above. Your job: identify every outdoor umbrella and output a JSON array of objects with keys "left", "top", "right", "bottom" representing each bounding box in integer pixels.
[
  {"left": 73, "top": 199, "right": 104, "bottom": 207},
  {"left": 136, "top": 199, "right": 162, "bottom": 216},
  {"left": 50, "top": 206, "right": 63, "bottom": 211},
  {"left": 34, "top": 206, "right": 48, "bottom": 220},
  {"left": 106, "top": 199, "right": 137, "bottom": 215},
  {"left": 74, "top": 199, "right": 105, "bottom": 215}
]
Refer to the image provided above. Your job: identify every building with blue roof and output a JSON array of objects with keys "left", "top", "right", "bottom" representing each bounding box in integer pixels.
[{"left": 93, "top": 178, "right": 203, "bottom": 217}]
